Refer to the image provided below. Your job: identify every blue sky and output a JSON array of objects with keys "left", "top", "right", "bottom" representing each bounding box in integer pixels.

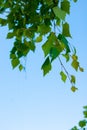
[{"left": 0, "top": 1, "right": 87, "bottom": 130}]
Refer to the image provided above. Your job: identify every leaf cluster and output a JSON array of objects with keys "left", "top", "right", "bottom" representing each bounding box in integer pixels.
[
  {"left": 71, "top": 106, "right": 87, "bottom": 130},
  {"left": 0, "top": 0, "right": 83, "bottom": 91}
]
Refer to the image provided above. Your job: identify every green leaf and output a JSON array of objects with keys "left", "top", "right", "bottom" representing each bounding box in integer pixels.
[
  {"left": 79, "top": 67, "right": 84, "bottom": 72},
  {"left": 61, "top": 0, "right": 70, "bottom": 14},
  {"left": 36, "top": 35, "right": 42, "bottom": 43},
  {"left": 71, "top": 126, "right": 78, "bottom": 130},
  {"left": 50, "top": 47, "right": 60, "bottom": 62},
  {"left": 0, "top": 18, "right": 7, "bottom": 26},
  {"left": 7, "top": 32, "right": 15, "bottom": 39},
  {"left": 62, "top": 22, "right": 71, "bottom": 37},
  {"left": 71, "top": 86, "right": 78, "bottom": 92},
  {"left": 19, "top": 64, "right": 23, "bottom": 71},
  {"left": 11, "top": 58, "right": 20, "bottom": 69},
  {"left": 83, "top": 111, "right": 87, "bottom": 118},
  {"left": 37, "top": 24, "right": 51, "bottom": 35},
  {"left": 79, "top": 120, "right": 87, "bottom": 128},
  {"left": 58, "top": 34, "right": 70, "bottom": 53},
  {"left": 53, "top": 6, "right": 66, "bottom": 20},
  {"left": 71, "top": 75, "right": 76, "bottom": 84},
  {"left": 42, "top": 32, "right": 57, "bottom": 57},
  {"left": 71, "top": 60, "right": 79, "bottom": 71},
  {"left": 72, "top": 55, "right": 78, "bottom": 61},
  {"left": 62, "top": 53, "right": 70, "bottom": 62},
  {"left": 60, "top": 71, "right": 67, "bottom": 82},
  {"left": 41, "top": 57, "right": 52, "bottom": 76},
  {"left": 73, "top": 0, "right": 78, "bottom": 2}
]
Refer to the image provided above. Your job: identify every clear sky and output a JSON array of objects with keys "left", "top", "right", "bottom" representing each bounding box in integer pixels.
[{"left": 0, "top": 1, "right": 87, "bottom": 130}]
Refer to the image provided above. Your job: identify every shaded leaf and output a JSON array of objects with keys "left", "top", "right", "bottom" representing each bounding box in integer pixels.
[
  {"left": 73, "top": 0, "right": 78, "bottom": 2},
  {"left": 7, "top": 32, "right": 15, "bottom": 39},
  {"left": 37, "top": 24, "right": 51, "bottom": 35},
  {"left": 62, "top": 53, "right": 70, "bottom": 62},
  {"left": 79, "top": 120, "right": 87, "bottom": 128},
  {"left": 50, "top": 47, "right": 60, "bottom": 62},
  {"left": 79, "top": 67, "right": 84, "bottom": 72},
  {"left": 58, "top": 34, "right": 70, "bottom": 53},
  {"left": 41, "top": 57, "right": 52, "bottom": 76}
]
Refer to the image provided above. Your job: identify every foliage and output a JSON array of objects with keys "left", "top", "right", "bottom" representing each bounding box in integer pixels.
[
  {"left": 71, "top": 106, "right": 87, "bottom": 130},
  {"left": 0, "top": 0, "right": 83, "bottom": 91}
]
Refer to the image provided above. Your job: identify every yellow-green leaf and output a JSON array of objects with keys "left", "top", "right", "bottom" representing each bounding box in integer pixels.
[
  {"left": 79, "top": 67, "right": 84, "bottom": 72},
  {"left": 62, "top": 22, "right": 71, "bottom": 37},
  {"left": 11, "top": 58, "right": 20, "bottom": 69},
  {"left": 61, "top": 0, "right": 70, "bottom": 14},
  {"left": 60, "top": 71, "right": 67, "bottom": 82},
  {"left": 19, "top": 64, "right": 23, "bottom": 71},
  {"left": 71, "top": 75, "right": 76, "bottom": 84},
  {"left": 71, "top": 60, "right": 79, "bottom": 71},
  {"left": 36, "top": 35, "right": 42, "bottom": 43},
  {"left": 53, "top": 6, "right": 66, "bottom": 20},
  {"left": 71, "top": 86, "right": 78, "bottom": 92}
]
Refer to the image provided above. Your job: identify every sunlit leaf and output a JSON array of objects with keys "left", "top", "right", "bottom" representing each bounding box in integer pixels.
[
  {"left": 71, "top": 75, "right": 76, "bottom": 84},
  {"left": 62, "top": 22, "right": 71, "bottom": 37},
  {"left": 36, "top": 35, "right": 42, "bottom": 43},
  {"left": 71, "top": 60, "right": 79, "bottom": 71},
  {"left": 71, "top": 86, "right": 78, "bottom": 92},
  {"left": 42, "top": 32, "right": 57, "bottom": 57},
  {"left": 60, "top": 71, "right": 67, "bottom": 82},
  {"left": 19, "top": 64, "right": 23, "bottom": 71},
  {"left": 11, "top": 58, "right": 20, "bottom": 69},
  {"left": 61, "top": 0, "right": 70, "bottom": 14},
  {"left": 53, "top": 6, "right": 66, "bottom": 20}
]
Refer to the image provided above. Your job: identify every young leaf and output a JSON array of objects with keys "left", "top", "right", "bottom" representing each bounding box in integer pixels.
[
  {"left": 11, "top": 58, "right": 20, "bottom": 69},
  {"left": 36, "top": 35, "right": 42, "bottom": 43},
  {"left": 60, "top": 71, "right": 67, "bottom": 82},
  {"left": 71, "top": 60, "right": 79, "bottom": 71},
  {"left": 62, "top": 22, "right": 71, "bottom": 37},
  {"left": 53, "top": 6, "right": 66, "bottom": 20},
  {"left": 71, "top": 75, "right": 76, "bottom": 84},
  {"left": 61, "top": 0, "right": 70, "bottom": 14},
  {"left": 41, "top": 57, "right": 52, "bottom": 76},
  {"left": 79, "top": 67, "right": 84, "bottom": 72},
  {"left": 19, "top": 64, "right": 23, "bottom": 71},
  {"left": 71, "top": 86, "right": 78, "bottom": 92}
]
